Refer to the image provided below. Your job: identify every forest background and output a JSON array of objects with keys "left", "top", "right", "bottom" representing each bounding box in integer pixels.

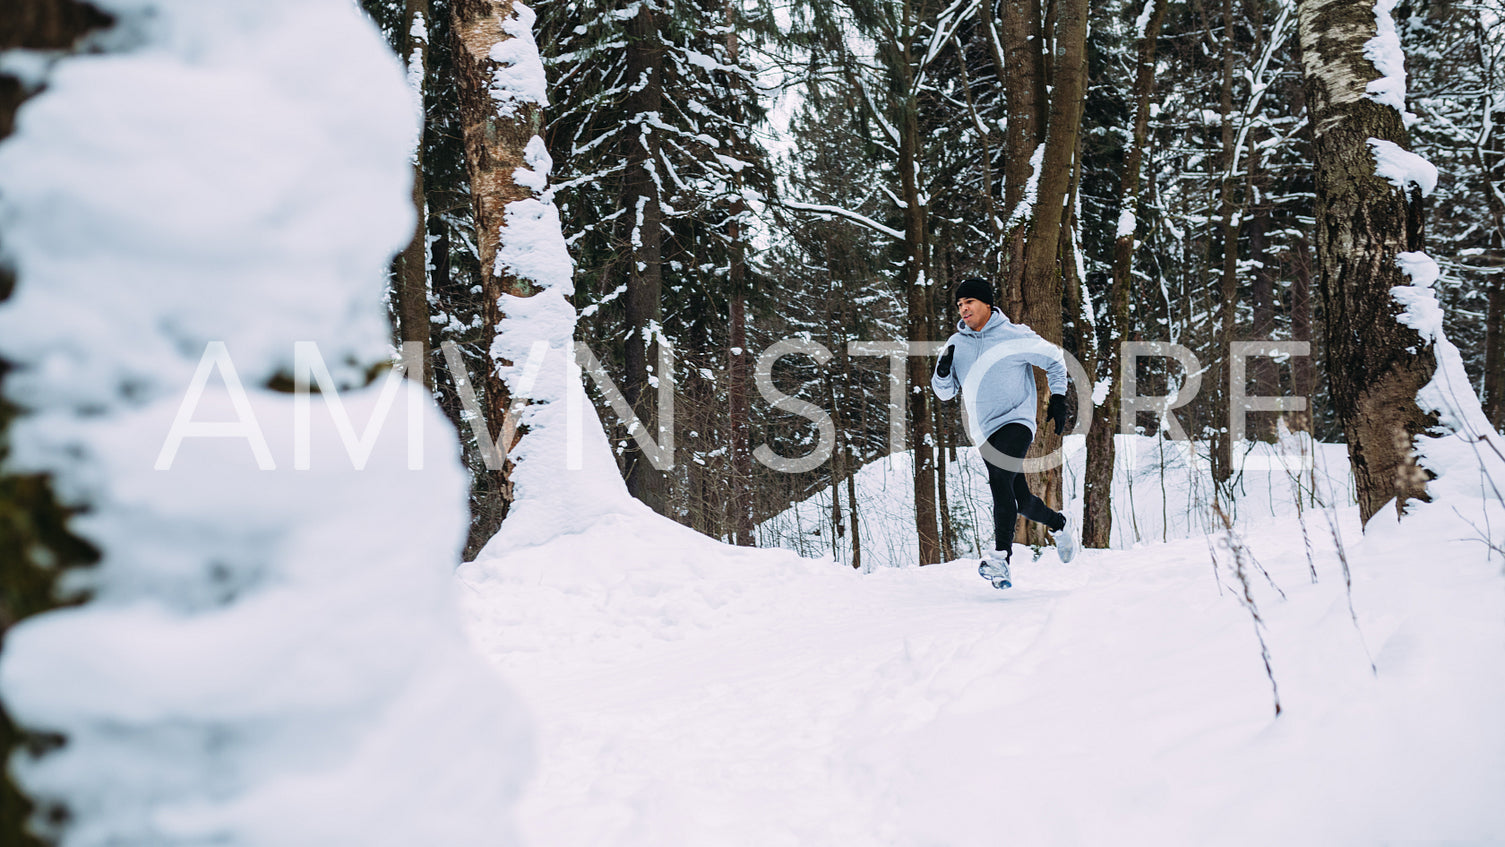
[
  {"left": 1, "top": 0, "right": 1502, "bottom": 843},
  {"left": 355, "top": 0, "right": 1505, "bottom": 565}
]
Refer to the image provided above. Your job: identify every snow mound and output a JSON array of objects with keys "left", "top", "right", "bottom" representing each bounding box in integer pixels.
[
  {"left": 0, "top": 2, "right": 529, "bottom": 845},
  {"left": 463, "top": 413, "right": 841, "bottom": 662}
]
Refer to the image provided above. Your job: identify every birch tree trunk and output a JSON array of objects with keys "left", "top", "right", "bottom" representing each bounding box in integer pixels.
[
  {"left": 1296, "top": 0, "right": 1441, "bottom": 523},
  {"left": 1082, "top": 0, "right": 1169, "bottom": 548},
  {"left": 451, "top": 0, "right": 546, "bottom": 545}
]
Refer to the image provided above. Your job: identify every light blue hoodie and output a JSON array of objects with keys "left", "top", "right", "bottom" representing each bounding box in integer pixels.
[{"left": 931, "top": 307, "right": 1068, "bottom": 441}]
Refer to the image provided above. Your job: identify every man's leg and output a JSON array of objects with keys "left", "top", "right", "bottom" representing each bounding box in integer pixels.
[
  {"left": 985, "top": 424, "right": 1032, "bottom": 554},
  {"left": 1012, "top": 469, "right": 1066, "bottom": 532},
  {"left": 984, "top": 450, "right": 1021, "bottom": 554},
  {"left": 986, "top": 424, "right": 1066, "bottom": 547}
]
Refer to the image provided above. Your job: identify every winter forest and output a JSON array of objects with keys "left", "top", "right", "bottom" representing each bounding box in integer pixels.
[{"left": 2, "top": 0, "right": 1505, "bottom": 842}]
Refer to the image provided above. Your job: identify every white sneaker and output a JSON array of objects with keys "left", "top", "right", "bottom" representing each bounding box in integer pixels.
[
  {"left": 978, "top": 550, "right": 1012, "bottom": 589},
  {"left": 1056, "top": 509, "right": 1080, "bottom": 564}
]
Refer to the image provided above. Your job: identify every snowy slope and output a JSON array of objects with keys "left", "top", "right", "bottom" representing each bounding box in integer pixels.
[{"left": 462, "top": 435, "right": 1505, "bottom": 845}]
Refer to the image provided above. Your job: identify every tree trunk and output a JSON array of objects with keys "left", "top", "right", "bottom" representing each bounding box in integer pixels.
[
  {"left": 933, "top": 250, "right": 957, "bottom": 562},
  {"left": 1247, "top": 170, "right": 1279, "bottom": 440},
  {"left": 1478, "top": 107, "right": 1505, "bottom": 431},
  {"left": 728, "top": 290, "right": 754, "bottom": 542},
  {"left": 1083, "top": 0, "right": 1168, "bottom": 549},
  {"left": 1017, "top": 0, "right": 1088, "bottom": 545},
  {"left": 1485, "top": 274, "right": 1505, "bottom": 430},
  {"left": 396, "top": 0, "right": 432, "bottom": 387},
  {"left": 1296, "top": 0, "right": 1441, "bottom": 524},
  {"left": 1, "top": 6, "right": 114, "bottom": 845},
  {"left": 451, "top": 0, "right": 546, "bottom": 546},
  {"left": 902, "top": 110, "right": 940, "bottom": 566},
  {"left": 1046, "top": 114, "right": 1089, "bottom": 548},
  {"left": 621, "top": 2, "right": 668, "bottom": 513},
  {"left": 1290, "top": 230, "right": 1315, "bottom": 432},
  {"left": 724, "top": 2, "right": 754, "bottom": 545},
  {"left": 829, "top": 380, "right": 844, "bottom": 561},
  {"left": 845, "top": 456, "right": 862, "bottom": 569},
  {"left": 893, "top": 12, "right": 940, "bottom": 567},
  {"left": 997, "top": 0, "right": 1047, "bottom": 312},
  {"left": 1210, "top": 0, "right": 1240, "bottom": 486}
]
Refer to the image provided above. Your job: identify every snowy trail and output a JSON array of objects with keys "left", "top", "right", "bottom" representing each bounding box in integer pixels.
[
  {"left": 468, "top": 559, "right": 1078, "bottom": 845},
  {"left": 461, "top": 504, "right": 1505, "bottom": 845}
]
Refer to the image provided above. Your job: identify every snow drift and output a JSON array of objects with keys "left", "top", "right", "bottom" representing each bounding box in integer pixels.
[{"left": 0, "top": 2, "right": 529, "bottom": 845}]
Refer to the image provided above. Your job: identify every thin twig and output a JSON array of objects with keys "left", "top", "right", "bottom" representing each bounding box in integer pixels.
[{"left": 1213, "top": 501, "right": 1282, "bottom": 717}]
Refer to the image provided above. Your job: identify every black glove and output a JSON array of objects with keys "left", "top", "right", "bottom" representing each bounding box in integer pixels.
[
  {"left": 936, "top": 344, "right": 956, "bottom": 378},
  {"left": 1046, "top": 394, "right": 1068, "bottom": 435}
]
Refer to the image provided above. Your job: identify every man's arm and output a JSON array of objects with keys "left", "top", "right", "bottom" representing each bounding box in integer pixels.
[
  {"left": 1017, "top": 326, "right": 1070, "bottom": 433},
  {"left": 931, "top": 341, "right": 959, "bottom": 401},
  {"left": 1018, "top": 327, "right": 1068, "bottom": 396}
]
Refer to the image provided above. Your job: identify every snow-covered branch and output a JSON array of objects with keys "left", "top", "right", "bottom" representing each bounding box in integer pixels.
[{"left": 782, "top": 199, "right": 905, "bottom": 240}]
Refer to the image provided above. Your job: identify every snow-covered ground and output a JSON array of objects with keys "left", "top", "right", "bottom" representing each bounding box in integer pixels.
[
  {"left": 461, "top": 434, "right": 1505, "bottom": 845},
  {"left": 760, "top": 433, "right": 1358, "bottom": 568}
]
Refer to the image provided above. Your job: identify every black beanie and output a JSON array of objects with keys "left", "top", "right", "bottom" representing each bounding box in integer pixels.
[{"left": 955, "top": 277, "right": 995, "bottom": 307}]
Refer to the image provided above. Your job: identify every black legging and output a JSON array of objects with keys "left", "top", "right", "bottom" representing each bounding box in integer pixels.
[{"left": 984, "top": 423, "right": 1065, "bottom": 554}]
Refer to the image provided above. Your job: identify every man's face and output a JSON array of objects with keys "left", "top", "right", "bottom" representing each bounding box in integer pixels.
[{"left": 959, "top": 297, "right": 990, "bottom": 331}]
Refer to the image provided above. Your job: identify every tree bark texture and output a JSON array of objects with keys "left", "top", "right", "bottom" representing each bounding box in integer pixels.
[
  {"left": 1248, "top": 178, "right": 1280, "bottom": 440},
  {"left": 997, "top": 0, "right": 1046, "bottom": 315},
  {"left": 1479, "top": 111, "right": 1505, "bottom": 431},
  {"left": 1083, "top": 0, "right": 1168, "bottom": 549},
  {"left": 724, "top": 2, "right": 754, "bottom": 545},
  {"left": 901, "top": 80, "right": 940, "bottom": 566},
  {"left": 397, "top": 0, "right": 432, "bottom": 387},
  {"left": 1485, "top": 275, "right": 1505, "bottom": 430},
  {"left": 728, "top": 290, "right": 754, "bottom": 543},
  {"left": 451, "top": 0, "right": 545, "bottom": 544},
  {"left": 1016, "top": 0, "right": 1087, "bottom": 546},
  {"left": 1290, "top": 230, "right": 1315, "bottom": 431},
  {"left": 1210, "top": 0, "right": 1241, "bottom": 486},
  {"left": 620, "top": 2, "right": 668, "bottom": 513},
  {"left": 0, "top": 0, "right": 111, "bottom": 140},
  {"left": 1296, "top": 0, "right": 1442, "bottom": 523},
  {"left": 1, "top": 5, "right": 113, "bottom": 845}
]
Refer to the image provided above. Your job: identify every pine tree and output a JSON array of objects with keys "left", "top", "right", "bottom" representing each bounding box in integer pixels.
[{"left": 535, "top": 0, "right": 775, "bottom": 526}]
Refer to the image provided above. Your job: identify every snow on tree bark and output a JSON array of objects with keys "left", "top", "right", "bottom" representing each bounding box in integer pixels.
[
  {"left": 620, "top": 1, "right": 669, "bottom": 514},
  {"left": 1296, "top": 0, "right": 1476, "bottom": 523},
  {"left": 724, "top": 0, "right": 754, "bottom": 547},
  {"left": 397, "top": 0, "right": 433, "bottom": 388},
  {"left": 1, "top": 5, "right": 114, "bottom": 844},
  {"left": 450, "top": 0, "right": 555, "bottom": 540},
  {"left": 448, "top": 0, "right": 616, "bottom": 560}
]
